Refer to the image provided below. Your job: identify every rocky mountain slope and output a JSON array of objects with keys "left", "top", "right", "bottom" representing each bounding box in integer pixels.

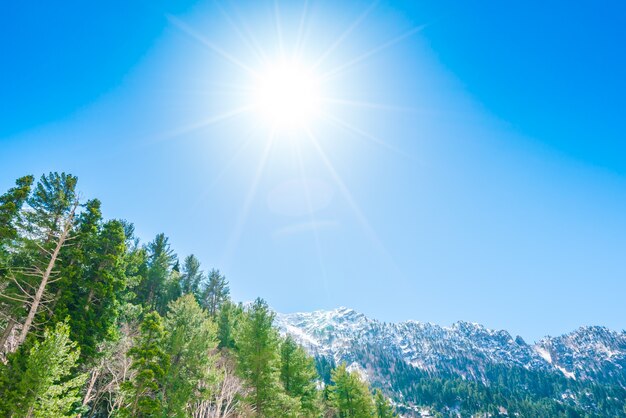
[
  {"left": 276, "top": 307, "right": 626, "bottom": 385},
  {"left": 275, "top": 307, "right": 626, "bottom": 416}
]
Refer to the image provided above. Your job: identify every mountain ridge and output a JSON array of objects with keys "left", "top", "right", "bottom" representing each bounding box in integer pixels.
[
  {"left": 275, "top": 306, "right": 626, "bottom": 384},
  {"left": 275, "top": 306, "right": 626, "bottom": 416}
]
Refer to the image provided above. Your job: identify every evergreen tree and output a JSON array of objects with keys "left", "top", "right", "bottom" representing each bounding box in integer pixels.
[
  {"left": 280, "top": 335, "right": 320, "bottom": 416},
  {"left": 217, "top": 300, "right": 242, "bottom": 349},
  {"left": 373, "top": 389, "right": 396, "bottom": 418},
  {"left": 6, "top": 172, "right": 80, "bottom": 349},
  {"left": 236, "top": 298, "right": 283, "bottom": 416},
  {"left": 136, "top": 233, "right": 177, "bottom": 314},
  {"left": 179, "top": 254, "right": 205, "bottom": 298},
  {"left": 329, "top": 363, "right": 375, "bottom": 418},
  {"left": 0, "top": 320, "right": 86, "bottom": 417},
  {"left": 120, "top": 312, "right": 167, "bottom": 417},
  {"left": 162, "top": 294, "right": 218, "bottom": 416},
  {"left": 0, "top": 175, "right": 33, "bottom": 246},
  {"left": 315, "top": 355, "right": 337, "bottom": 385},
  {"left": 200, "top": 269, "right": 230, "bottom": 317},
  {"left": 52, "top": 200, "right": 129, "bottom": 360}
]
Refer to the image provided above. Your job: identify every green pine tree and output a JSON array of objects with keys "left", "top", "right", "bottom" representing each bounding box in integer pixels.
[
  {"left": 52, "top": 200, "right": 129, "bottom": 360},
  {"left": 6, "top": 172, "right": 80, "bottom": 350},
  {"left": 135, "top": 233, "right": 177, "bottom": 313},
  {"left": 120, "top": 312, "right": 167, "bottom": 417},
  {"left": 0, "top": 320, "right": 87, "bottom": 417},
  {"left": 0, "top": 175, "right": 33, "bottom": 246},
  {"left": 200, "top": 269, "right": 230, "bottom": 317},
  {"left": 179, "top": 254, "right": 205, "bottom": 299},
  {"left": 329, "top": 363, "right": 375, "bottom": 418},
  {"left": 373, "top": 389, "right": 397, "bottom": 418},
  {"left": 216, "top": 300, "right": 242, "bottom": 349},
  {"left": 280, "top": 335, "right": 321, "bottom": 417},
  {"left": 236, "top": 298, "right": 284, "bottom": 417},
  {"left": 162, "top": 294, "right": 218, "bottom": 416}
]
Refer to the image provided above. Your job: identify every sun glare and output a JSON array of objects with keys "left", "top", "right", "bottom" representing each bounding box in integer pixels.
[{"left": 253, "top": 60, "right": 322, "bottom": 130}]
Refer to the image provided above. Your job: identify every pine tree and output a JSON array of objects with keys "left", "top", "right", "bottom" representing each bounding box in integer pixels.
[
  {"left": 236, "top": 298, "right": 283, "bottom": 416},
  {"left": 52, "top": 200, "right": 129, "bottom": 360},
  {"left": 4, "top": 173, "right": 80, "bottom": 350},
  {"left": 162, "top": 294, "right": 218, "bottom": 416},
  {"left": 217, "top": 300, "right": 242, "bottom": 349},
  {"left": 0, "top": 175, "right": 33, "bottom": 246},
  {"left": 0, "top": 320, "right": 87, "bottom": 417},
  {"left": 373, "top": 389, "right": 397, "bottom": 418},
  {"left": 280, "top": 335, "right": 320, "bottom": 416},
  {"left": 135, "top": 233, "right": 177, "bottom": 313},
  {"left": 120, "top": 312, "right": 167, "bottom": 417},
  {"left": 200, "top": 269, "right": 230, "bottom": 317},
  {"left": 329, "top": 363, "right": 375, "bottom": 418},
  {"left": 179, "top": 254, "right": 205, "bottom": 298}
]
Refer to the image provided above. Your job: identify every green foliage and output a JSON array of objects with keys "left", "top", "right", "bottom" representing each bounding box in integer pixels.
[
  {"left": 280, "top": 335, "right": 320, "bottom": 416},
  {"left": 135, "top": 233, "right": 178, "bottom": 314},
  {"left": 179, "top": 254, "right": 205, "bottom": 299},
  {"left": 162, "top": 294, "right": 219, "bottom": 416},
  {"left": 2, "top": 172, "right": 80, "bottom": 351},
  {"left": 216, "top": 299, "right": 243, "bottom": 349},
  {"left": 0, "top": 175, "right": 34, "bottom": 342},
  {"left": 52, "top": 200, "right": 129, "bottom": 360},
  {"left": 236, "top": 298, "right": 285, "bottom": 416},
  {"left": 0, "top": 175, "right": 33, "bottom": 245},
  {"left": 120, "top": 312, "right": 167, "bottom": 417},
  {"left": 373, "top": 389, "right": 396, "bottom": 418},
  {"left": 0, "top": 320, "right": 86, "bottom": 417},
  {"left": 315, "top": 355, "right": 337, "bottom": 385},
  {"left": 329, "top": 363, "right": 375, "bottom": 418},
  {"left": 200, "top": 268, "right": 230, "bottom": 317},
  {"left": 24, "top": 172, "right": 78, "bottom": 237}
]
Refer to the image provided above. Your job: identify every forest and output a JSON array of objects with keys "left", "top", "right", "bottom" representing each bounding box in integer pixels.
[{"left": 0, "top": 172, "right": 397, "bottom": 418}]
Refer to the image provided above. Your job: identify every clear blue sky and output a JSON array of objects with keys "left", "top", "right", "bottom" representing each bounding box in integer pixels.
[{"left": 1, "top": 0, "right": 625, "bottom": 341}]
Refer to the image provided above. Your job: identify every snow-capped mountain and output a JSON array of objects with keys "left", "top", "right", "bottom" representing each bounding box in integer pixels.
[{"left": 275, "top": 307, "right": 626, "bottom": 386}]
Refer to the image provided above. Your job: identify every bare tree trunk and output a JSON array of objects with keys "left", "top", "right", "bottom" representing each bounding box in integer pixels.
[
  {"left": 79, "top": 366, "right": 101, "bottom": 417},
  {"left": 14, "top": 202, "right": 77, "bottom": 349}
]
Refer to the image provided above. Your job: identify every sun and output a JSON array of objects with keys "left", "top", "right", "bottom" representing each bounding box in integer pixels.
[{"left": 252, "top": 60, "right": 322, "bottom": 130}]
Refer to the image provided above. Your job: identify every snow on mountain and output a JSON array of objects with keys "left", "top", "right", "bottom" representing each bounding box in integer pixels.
[{"left": 274, "top": 307, "right": 626, "bottom": 385}]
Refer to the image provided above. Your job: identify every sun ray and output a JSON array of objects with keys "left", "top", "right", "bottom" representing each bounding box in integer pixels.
[
  {"left": 294, "top": 140, "right": 331, "bottom": 297},
  {"left": 312, "top": 0, "right": 379, "bottom": 71},
  {"left": 152, "top": 104, "right": 255, "bottom": 144},
  {"left": 167, "top": 15, "right": 261, "bottom": 78},
  {"left": 323, "top": 112, "right": 413, "bottom": 159},
  {"left": 293, "top": 0, "right": 310, "bottom": 59},
  {"left": 214, "top": 1, "right": 269, "bottom": 68},
  {"left": 188, "top": 133, "right": 258, "bottom": 216},
  {"left": 322, "top": 97, "right": 424, "bottom": 113},
  {"left": 321, "top": 24, "right": 427, "bottom": 82},
  {"left": 225, "top": 1, "right": 274, "bottom": 67},
  {"left": 222, "top": 131, "right": 275, "bottom": 267},
  {"left": 305, "top": 129, "right": 396, "bottom": 269},
  {"left": 274, "top": 0, "right": 285, "bottom": 58}
]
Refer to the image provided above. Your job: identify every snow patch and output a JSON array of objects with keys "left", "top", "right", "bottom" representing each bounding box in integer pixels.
[
  {"left": 534, "top": 346, "right": 552, "bottom": 364},
  {"left": 556, "top": 365, "right": 576, "bottom": 380}
]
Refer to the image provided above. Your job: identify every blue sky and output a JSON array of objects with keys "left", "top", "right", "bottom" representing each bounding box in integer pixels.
[{"left": 1, "top": 0, "right": 625, "bottom": 341}]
